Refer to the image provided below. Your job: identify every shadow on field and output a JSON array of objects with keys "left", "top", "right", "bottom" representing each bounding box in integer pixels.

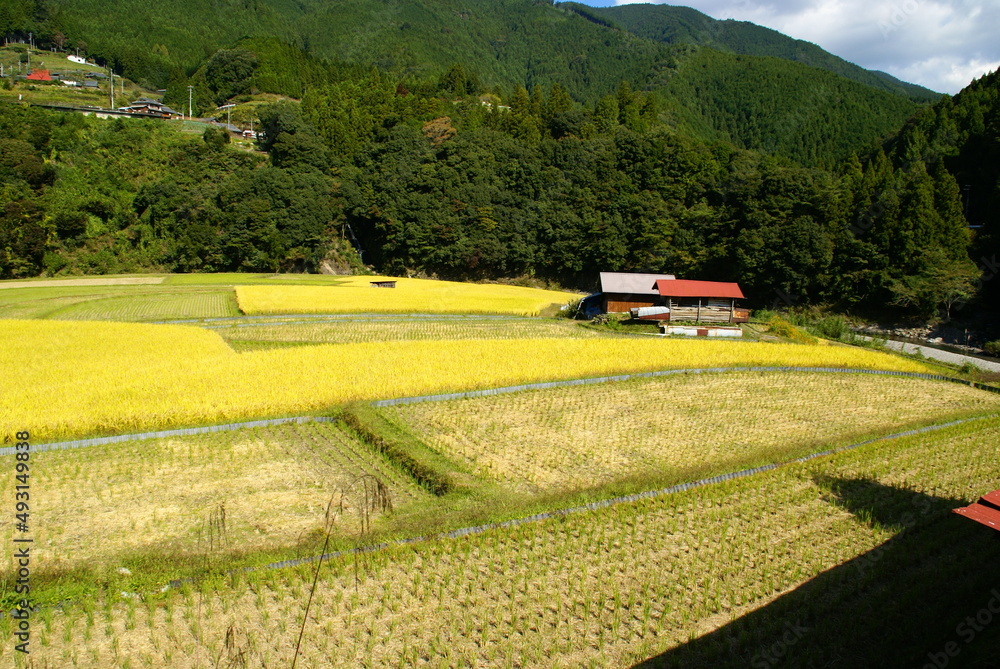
[{"left": 633, "top": 477, "right": 1000, "bottom": 669}]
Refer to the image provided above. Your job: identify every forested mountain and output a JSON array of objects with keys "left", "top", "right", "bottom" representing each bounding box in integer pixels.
[
  {"left": 584, "top": 3, "right": 938, "bottom": 102},
  {"left": 850, "top": 69, "right": 1000, "bottom": 308},
  {"left": 1, "top": 0, "right": 308, "bottom": 81},
  {"left": 3, "top": 65, "right": 991, "bottom": 317},
  {"left": 3, "top": 0, "right": 928, "bottom": 166},
  {"left": 0, "top": 102, "right": 338, "bottom": 276},
  {"left": 1, "top": 0, "right": 994, "bottom": 319},
  {"left": 653, "top": 47, "right": 922, "bottom": 167}
]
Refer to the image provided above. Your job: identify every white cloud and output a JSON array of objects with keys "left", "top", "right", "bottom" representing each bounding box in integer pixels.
[
  {"left": 892, "top": 57, "right": 1000, "bottom": 95},
  {"left": 605, "top": 0, "right": 1000, "bottom": 94}
]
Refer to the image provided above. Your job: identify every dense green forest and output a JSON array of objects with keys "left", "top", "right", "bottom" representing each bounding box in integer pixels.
[
  {"left": 0, "top": 103, "right": 336, "bottom": 275},
  {"left": 1, "top": 0, "right": 995, "bottom": 318},
  {"left": 2, "top": 0, "right": 926, "bottom": 166},
  {"left": 586, "top": 3, "right": 937, "bottom": 102},
  {"left": 858, "top": 69, "right": 1000, "bottom": 307},
  {"left": 2, "top": 62, "right": 992, "bottom": 316}
]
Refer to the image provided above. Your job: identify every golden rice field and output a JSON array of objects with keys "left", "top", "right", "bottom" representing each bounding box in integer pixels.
[
  {"left": 218, "top": 317, "right": 600, "bottom": 350},
  {"left": 6, "top": 416, "right": 997, "bottom": 668},
  {"left": 385, "top": 372, "right": 1000, "bottom": 493},
  {"left": 235, "top": 277, "right": 580, "bottom": 316},
  {"left": 0, "top": 422, "right": 427, "bottom": 574},
  {"left": 0, "top": 319, "right": 936, "bottom": 443}
]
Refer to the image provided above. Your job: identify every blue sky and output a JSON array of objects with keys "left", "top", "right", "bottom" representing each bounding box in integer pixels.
[{"left": 574, "top": 0, "right": 1000, "bottom": 94}]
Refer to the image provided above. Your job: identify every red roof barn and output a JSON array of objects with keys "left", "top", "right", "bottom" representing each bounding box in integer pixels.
[{"left": 655, "top": 279, "right": 749, "bottom": 323}]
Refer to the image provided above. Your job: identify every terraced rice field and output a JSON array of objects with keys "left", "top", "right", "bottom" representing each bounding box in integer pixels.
[
  {"left": 384, "top": 371, "right": 1000, "bottom": 492},
  {"left": 0, "top": 284, "right": 239, "bottom": 321},
  {"left": 47, "top": 290, "right": 240, "bottom": 321},
  {"left": 7, "top": 416, "right": 998, "bottom": 668},
  {"left": 218, "top": 317, "right": 599, "bottom": 349},
  {"left": 1, "top": 319, "right": 936, "bottom": 443},
  {"left": 0, "top": 421, "right": 426, "bottom": 573},
  {"left": 0, "top": 287, "right": 133, "bottom": 319},
  {"left": 4, "top": 273, "right": 998, "bottom": 669},
  {"left": 235, "top": 277, "right": 579, "bottom": 316}
]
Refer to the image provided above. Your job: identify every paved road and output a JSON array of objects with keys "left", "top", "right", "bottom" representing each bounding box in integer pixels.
[{"left": 871, "top": 337, "right": 1000, "bottom": 372}]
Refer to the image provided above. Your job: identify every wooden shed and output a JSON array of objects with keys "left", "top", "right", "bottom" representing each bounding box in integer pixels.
[
  {"left": 655, "top": 279, "right": 749, "bottom": 324},
  {"left": 599, "top": 272, "right": 676, "bottom": 313}
]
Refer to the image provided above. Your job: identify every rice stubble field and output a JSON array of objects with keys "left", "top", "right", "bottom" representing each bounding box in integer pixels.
[
  {"left": 1, "top": 416, "right": 997, "bottom": 668},
  {"left": 1, "top": 274, "right": 999, "bottom": 668}
]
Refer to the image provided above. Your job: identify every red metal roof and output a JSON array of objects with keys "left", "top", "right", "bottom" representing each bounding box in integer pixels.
[
  {"left": 953, "top": 488, "right": 1000, "bottom": 532},
  {"left": 26, "top": 69, "right": 52, "bottom": 81},
  {"left": 656, "top": 279, "right": 745, "bottom": 299}
]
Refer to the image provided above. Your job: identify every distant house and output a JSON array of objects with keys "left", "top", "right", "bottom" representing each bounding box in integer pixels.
[
  {"left": 655, "top": 279, "right": 749, "bottom": 324},
  {"left": 67, "top": 55, "right": 87, "bottom": 65},
  {"left": 82, "top": 81, "right": 99, "bottom": 89},
  {"left": 119, "top": 98, "right": 182, "bottom": 119},
  {"left": 26, "top": 69, "right": 52, "bottom": 81},
  {"left": 598, "top": 272, "right": 676, "bottom": 313}
]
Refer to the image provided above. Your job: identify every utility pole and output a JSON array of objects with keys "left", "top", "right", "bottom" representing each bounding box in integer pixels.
[
  {"left": 187, "top": 85, "right": 194, "bottom": 121},
  {"left": 110, "top": 70, "right": 114, "bottom": 110}
]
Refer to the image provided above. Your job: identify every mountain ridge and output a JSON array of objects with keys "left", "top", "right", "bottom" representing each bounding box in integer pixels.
[{"left": 580, "top": 2, "right": 939, "bottom": 102}]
